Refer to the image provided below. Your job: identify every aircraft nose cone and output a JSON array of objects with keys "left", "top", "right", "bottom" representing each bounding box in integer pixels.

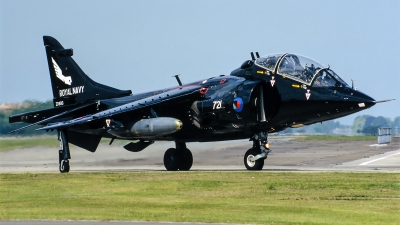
[{"left": 353, "top": 90, "right": 375, "bottom": 108}]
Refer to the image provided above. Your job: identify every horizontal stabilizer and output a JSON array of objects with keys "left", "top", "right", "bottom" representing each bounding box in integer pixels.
[{"left": 7, "top": 102, "right": 99, "bottom": 134}]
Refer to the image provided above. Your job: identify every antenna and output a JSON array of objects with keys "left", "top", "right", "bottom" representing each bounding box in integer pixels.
[
  {"left": 351, "top": 79, "right": 355, "bottom": 89},
  {"left": 173, "top": 74, "right": 182, "bottom": 86},
  {"left": 250, "top": 52, "right": 255, "bottom": 60}
]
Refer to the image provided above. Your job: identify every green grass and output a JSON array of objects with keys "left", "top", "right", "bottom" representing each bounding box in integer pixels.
[
  {"left": 0, "top": 136, "right": 58, "bottom": 151},
  {"left": 1, "top": 172, "right": 399, "bottom": 224},
  {"left": 0, "top": 136, "right": 122, "bottom": 151},
  {"left": 292, "top": 135, "right": 376, "bottom": 141}
]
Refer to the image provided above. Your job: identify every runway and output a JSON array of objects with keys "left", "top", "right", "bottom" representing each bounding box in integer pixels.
[{"left": 1, "top": 136, "right": 399, "bottom": 173}]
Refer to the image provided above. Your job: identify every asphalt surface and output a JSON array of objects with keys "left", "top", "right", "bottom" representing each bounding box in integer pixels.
[{"left": 1, "top": 136, "right": 399, "bottom": 173}]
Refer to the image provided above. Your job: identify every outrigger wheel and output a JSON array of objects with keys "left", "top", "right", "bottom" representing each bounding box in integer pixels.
[
  {"left": 58, "top": 130, "right": 71, "bottom": 173},
  {"left": 59, "top": 159, "right": 70, "bottom": 173}
]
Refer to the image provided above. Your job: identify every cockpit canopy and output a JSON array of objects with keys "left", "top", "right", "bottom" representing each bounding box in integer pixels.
[{"left": 255, "top": 53, "right": 349, "bottom": 87}]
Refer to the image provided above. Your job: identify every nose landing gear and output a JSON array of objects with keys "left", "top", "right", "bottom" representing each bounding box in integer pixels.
[{"left": 244, "top": 132, "right": 271, "bottom": 170}]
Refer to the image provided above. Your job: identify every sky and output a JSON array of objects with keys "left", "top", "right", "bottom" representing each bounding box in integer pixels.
[{"left": 1, "top": 0, "right": 399, "bottom": 125}]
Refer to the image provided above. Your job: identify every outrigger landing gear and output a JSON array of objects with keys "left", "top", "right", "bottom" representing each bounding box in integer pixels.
[
  {"left": 244, "top": 131, "right": 271, "bottom": 170},
  {"left": 163, "top": 141, "right": 193, "bottom": 171},
  {"left": 58, "top": 130, "right": 71, "bottom": 173}
]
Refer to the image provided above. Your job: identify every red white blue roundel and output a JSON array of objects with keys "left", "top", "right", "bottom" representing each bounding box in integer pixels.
[{"left": 233, "top": 97, "right": 244, "bottom": 112}]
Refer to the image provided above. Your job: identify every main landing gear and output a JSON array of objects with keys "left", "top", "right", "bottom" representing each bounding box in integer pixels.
[
  {"left": 58, "top": 130, "right": 71, "bottom": 173},
  {"left": 244, "top": 132, "right": 271, "bottom": 170},
  {"left": 163, "top": 141, "right": 193, "bottom": 171}
]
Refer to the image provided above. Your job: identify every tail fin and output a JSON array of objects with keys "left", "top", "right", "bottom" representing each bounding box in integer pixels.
[{"left": 43, "top": 36, "right": 132, "bottom": 107}]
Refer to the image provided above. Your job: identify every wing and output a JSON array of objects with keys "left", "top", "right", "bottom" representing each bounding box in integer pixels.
[{"left": 37, "top": 85, "right": 202, "bottom": 131}]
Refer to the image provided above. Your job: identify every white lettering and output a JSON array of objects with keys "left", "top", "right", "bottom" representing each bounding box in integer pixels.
[
  {"left": 213, "top": 100, "right": 222, "bottom": 110},
  {"left": 59, "top": 86, "right": 85, "bottom": 97},
  {"left": 55, "top": 101, "right": 64, "bottom": 106}
]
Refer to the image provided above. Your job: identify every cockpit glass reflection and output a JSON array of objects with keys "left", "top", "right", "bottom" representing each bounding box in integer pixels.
[
  {"left": 255, "top": 53, "right": 349, "bottom": 87},
  {"left": 255, "top": 54, "right": 283, "bottom": 71},
  {"left": 312, "top": 70, "right": 337, "bottom": 87},
  {"left": 328, "top": 69, "right": 349, "bottom": 87},
  {"left": 278, "top": 54, "right": 324, "bottom": 84},
  {"left": 312, "top": 69, "right": 349, "bottom": 87}
]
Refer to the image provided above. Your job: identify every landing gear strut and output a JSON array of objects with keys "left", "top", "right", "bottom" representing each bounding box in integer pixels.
[
  {"left": 58, "top": 130, "right": 71, "bottom": 173},
  {"left": 163, "top": 141, "right": 193, "bottom": 171},
  {"left": 244, "top": 131, "right": 271, "bottom": 170}
]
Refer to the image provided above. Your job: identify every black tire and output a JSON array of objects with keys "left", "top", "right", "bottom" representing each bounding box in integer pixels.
[
  {"left": 179, "top": 148, "right": 193, "bottom": 171},
  {"left": 59, "top": 160, "right": 70, "bottom": 173},
  {"left": 244, "top": 149, "right": 264, "bottom": 170},
  {"left": 163, "top": 148, "right": 180, "bottom": 171}
]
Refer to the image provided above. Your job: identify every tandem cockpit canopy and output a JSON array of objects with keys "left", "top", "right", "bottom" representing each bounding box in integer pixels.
[{"left": 255, "top": 53, "right": 349, "bottom": 87}]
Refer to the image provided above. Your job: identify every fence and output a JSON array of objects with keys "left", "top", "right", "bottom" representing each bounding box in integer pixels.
[{"left": 377, "top": 127, "right": 391, "bottom": 144}]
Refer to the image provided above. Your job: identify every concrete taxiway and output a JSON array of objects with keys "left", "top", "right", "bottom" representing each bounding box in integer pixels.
[{"left": 1, "top": 136, "right": 399, "bottom": 173}]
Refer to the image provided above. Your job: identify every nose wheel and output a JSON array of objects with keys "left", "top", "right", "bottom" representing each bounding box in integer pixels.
[
  {"left": 244, "top": 148, "right": 264, "bottom": 170},
  {"left": 163, "top": 142, "right": 193, "bottom": 171},
  {"left": 244, "top": 132, "right": 270, "bottom": 170}
]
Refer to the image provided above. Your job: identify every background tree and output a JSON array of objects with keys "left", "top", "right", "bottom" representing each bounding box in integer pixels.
[{"left": 0, "top": 100, "right": 53, "bottom": 135}]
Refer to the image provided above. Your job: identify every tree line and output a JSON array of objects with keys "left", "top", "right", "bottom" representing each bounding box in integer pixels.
[
  {"left": 0, "top": 100, "right": 53, "bottom": 135},
  {"left": 286, "top": 115, "right": 400, "bottom": 135}
]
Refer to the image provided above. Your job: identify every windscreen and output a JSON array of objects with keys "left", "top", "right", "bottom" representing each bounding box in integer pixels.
[
  {"left": 312, "top": 70, "right": 337, "bottom": 87},
  {"left": 255, "top": 54, "right": 283, "bottom": 71},
  {"left": 328, "top": 69, "right": 349, "bottom": 87},
  {"left": 312, "top": 69, "right": 350, "bottom": 87}
]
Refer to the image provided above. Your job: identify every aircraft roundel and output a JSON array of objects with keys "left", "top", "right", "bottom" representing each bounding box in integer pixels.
[{"left": 233, "top": 97, "right": 244, "bottom": 112}]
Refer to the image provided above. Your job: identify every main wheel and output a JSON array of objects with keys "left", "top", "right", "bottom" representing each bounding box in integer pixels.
[
  {"left": 244, "top": 149, "right": 264, "bottom": 170},
  {"left": 59, "top": 160, "right": 70, "bottom": 173},
  {"left": 164, "top": 148, "right": 180, "bottom": 171},
  {"left": 179, "top": 148, "right": 193, "bottom": 171}
]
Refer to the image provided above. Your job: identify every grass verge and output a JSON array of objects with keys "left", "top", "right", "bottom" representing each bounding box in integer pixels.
[
  {"left": 0, "top": 136, "right": 58, "bottom": 151},
  {"left": 1, "top": 172, "right": 399, "bottom": 225},
  {"left": 0, "top": 136, "right": 122, "bottom": 151}
]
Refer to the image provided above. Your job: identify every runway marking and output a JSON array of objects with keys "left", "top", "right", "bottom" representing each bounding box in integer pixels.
[{"left": 359, "top": 150, "right": 400, "bottom": 165}]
